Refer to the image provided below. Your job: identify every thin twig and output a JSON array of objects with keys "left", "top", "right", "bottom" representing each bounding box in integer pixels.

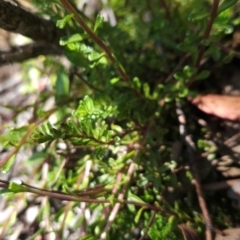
[
  {"left": 188, "top": 0, "right": 220, "bottom": 86},
  {"left": 100, "top": 162, "right": 136, "bottom": 239},
  {"left": 164, "top": 53, "right": 190, "bottom": 83},
  {"left": 0, "top": 179, "right": 162, "bottom": 211},
  {"left": 139, "top": 211, "right": 156, "bottom": 240},
  {"left": 195, "top": 0, "right": 220, "bottom": 68},
  {"left": 74, "top": 70, "right": 102, "bottom": 92},
  {"left": 214, "top": 41, "right": 240, "bottom": 59},
  {"left": 176, "top": 102, "right": 213, "bottom": 240},
  {"left": 224, "top": 131, "right": 240, "bottom": 146}
]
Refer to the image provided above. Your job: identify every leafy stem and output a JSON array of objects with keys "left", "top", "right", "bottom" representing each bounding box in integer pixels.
[
  {"left": 59, "top": 0, "right": 130, "bottom": 82},
  {"left": 189, "top": 0, "right": 220, "bottom": 86}
]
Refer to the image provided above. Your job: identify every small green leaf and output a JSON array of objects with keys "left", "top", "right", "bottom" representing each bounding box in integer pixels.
[
  {"left": 183, "top": 65, "right": 197, "bottom": 78},
  {"left": 160, "top": 161, "right": 177, "bottom": 173},
  {"left": 9, "top": 182, "right": 26, "bottom": 193},
  {"left": 88, "top": 52, "right": 105, "bottom": 62},
  {"left": 56, "top": 71, "right": 69, "bottom": 103},
  {"left": 178, "top": 88, "right": 189, "bottom": 98},
  {"left": 173, "top": 71, "right": 184, "bottom": 81},
  {"left": 110, "top": 77, "right": 120, "bottom": 84},
  {"left": 222, "top": 52, "right": 234, "bottom": 63},
  {"left": 133, "top": 77, "right": 141, "bottom": 89},
  {"left": 134, "top": 207, "right": 146, "bottom": 223},
  {"left": 207, "top": 153, "right": 216, "bottom": 160},
  {"left": 0, "top": 154, "right": 15, "bottom": 173},
  {"left": 188, "top": 10, "right": 209, "bottom": 21},
  {"left": 33, "top": 133, "right": 54, "bottom": 143},
  {"left": 217, "top": 0, "right": 239, "bottom": 15},
  {"left": 0, "top": 126, "right": 27, "bottom": 145},
  {"left": 94, "top": 15, "right": 104, "bottom": 32},
  {"left": 195, "top": 70, "right": 210, "bottom": 80},
  {"left": 0, "top": 189, "right": 15, "bottom": 196},
  {"left": 60, "top": 34, "right": 83, "bottom": 46},
  {"left": 108, "top": 196, "right": 115, "bottom": 206},
  {"left": 168, "top": 215, "right": 178, "bottom": 228},
  {"left": 143, "top": 83, "right": 150, "bottom": 97},
  {"left": 57, "top": 14, "right": 74, "bottom": 29},
  {"left": 41, "top": 122, "right": 53, "bottom": 136},
  {"left": 118, "top": 150, "right": 135, "bottom": 164},
  {"left": 111, "top": 124, "right": 122, "bottom": 133},
  {"left": 165, "top": 96, "right": 173, "bottom": 102},
  {"left": 148, "top": 215, "right": 178, "bottom": 240},
  {"left": 186, "top": 170, "right": 193, "bottom": 181},
  {"left": 65, "top": 49, "right": 89, "bottom": 68},
  {"left": 83, "top": 96, "right": 94, "bottom": 113},
  {"left": 66, "top": 42, "right": 86, "bottom": 52},
  {"left": 79, "top": 235, "right": 94, "bottom": 240},
  {"left": 127, "top": 191, "right": 147, "bottom": 204}
]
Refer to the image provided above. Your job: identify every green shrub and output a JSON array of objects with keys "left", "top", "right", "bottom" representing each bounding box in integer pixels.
[{"left": 0, "top": 0, "right": 238, "bottom": 239}]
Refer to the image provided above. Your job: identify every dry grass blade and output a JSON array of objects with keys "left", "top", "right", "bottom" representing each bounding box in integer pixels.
[{"left": 178, "top": 224, "right": 201, "bottom": 240}]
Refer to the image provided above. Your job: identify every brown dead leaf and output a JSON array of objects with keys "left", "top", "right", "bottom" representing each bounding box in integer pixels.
[
  {"left": 215, "top": 228, "right": 240, "bottom": 240},
  {"left": 178, "top": 224, "right": 201, "bottom": 240},
  {"left": 189, "top": 94, "right": 240, "bottom": 121}
]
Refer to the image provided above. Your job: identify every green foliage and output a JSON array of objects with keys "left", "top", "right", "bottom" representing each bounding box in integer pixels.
[
  {"left": 218, "top": 0, "right": 239, "bottom": 15},
  {"left": 56, "top": 13, "right": 74, "bottom": 29},
  {"left": 148, "top": 215, "right": 180, "bottom": 240},
  {"left": 0, "top": 0, "right": 239, "bottom": 239},
  {"left": 94, "top": 15, "right": 104, "bottom": 32}
]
